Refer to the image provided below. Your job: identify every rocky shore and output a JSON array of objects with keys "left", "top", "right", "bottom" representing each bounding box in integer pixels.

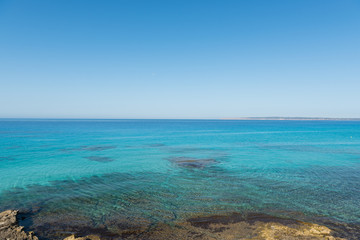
[
  {"left": 0, "top": 210, "right": 96, "bottom": 240},
  {"left": 0, "top": 210, "right": 350, "bottom": 239},
  {"left": 0, "top": 210, "right": 38, "bottom": 240}
]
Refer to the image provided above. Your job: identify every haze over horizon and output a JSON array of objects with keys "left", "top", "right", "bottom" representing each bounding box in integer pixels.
[{"left": 1, "top": 0, "right": 359, "bottom": 119}]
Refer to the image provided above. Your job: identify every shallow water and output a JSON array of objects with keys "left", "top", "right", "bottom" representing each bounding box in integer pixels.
[{"left": 0, "top": 119, "right": 359, "bottom": 238}]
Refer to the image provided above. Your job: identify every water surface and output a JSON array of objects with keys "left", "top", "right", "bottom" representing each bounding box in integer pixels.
[{"left": 0, "top": 119, "right": 359, "bottom": 238}]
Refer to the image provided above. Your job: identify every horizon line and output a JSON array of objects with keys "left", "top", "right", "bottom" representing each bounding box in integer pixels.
[{"left": 1, "top": 117, "right": 360, "bottom": 121}]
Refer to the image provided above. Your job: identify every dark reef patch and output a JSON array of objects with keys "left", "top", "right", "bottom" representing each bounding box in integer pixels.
[
  {"left": 187, "top": 212, "right": 299, "bottom": 229},
  {"left": 0, "top": 156, "right": 15, "bottom": 161},
  {"left": 84, "top": 146, "right": 117, "bottom": 151},
  {"left": 84, "top": 156, "right": 114, "bottom": 163},
  {"left": 5, "top": 145, "right": 21, "bottom": 150},
  {"left": 61, "top": 145, "right": 117, "bottom": 152},
  {"left": 167, "top": 146, "right": 218, "bottom": 154},
  {"left": 124, "top": 143, "right": 166, "bottom": 149},
  {"left": 145, "top": 143, "right": 166, "bottom": 148},
  {"left": 167, "top": 157, "right": 217, "bottom": 169}
]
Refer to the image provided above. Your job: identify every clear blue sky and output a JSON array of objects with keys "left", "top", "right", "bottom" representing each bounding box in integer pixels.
[{"left": 0, "top": 0, "right": 359, "bottom": 118}]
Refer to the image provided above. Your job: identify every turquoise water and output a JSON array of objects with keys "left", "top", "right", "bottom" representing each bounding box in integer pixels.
[{"left": 0, "top": 119, "right": 360, "bottom": 237}]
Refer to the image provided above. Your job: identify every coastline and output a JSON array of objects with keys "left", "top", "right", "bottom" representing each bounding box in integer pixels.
[
  {"left": 219, "top": 117, "right": 360, "bottom": 121},
  {"left": 2, "top": 209, "right": 358, "bottom": 240}
]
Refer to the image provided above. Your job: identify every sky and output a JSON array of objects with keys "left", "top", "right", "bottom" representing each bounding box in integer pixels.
[{"left": 0, "top": 0, "right": 359, "bottom": 119}]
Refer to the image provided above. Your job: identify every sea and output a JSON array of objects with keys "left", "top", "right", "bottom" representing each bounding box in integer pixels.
[{"left": 0, "top": 119, "right": 359, "bottom": 238}]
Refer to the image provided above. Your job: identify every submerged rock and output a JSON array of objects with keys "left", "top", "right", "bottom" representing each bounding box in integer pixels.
[
  {"left": 0, "top": 210, "right": 38, "bottom": 240},
  {"left": 0, "top": 156, "right": 15, "bottom": 162},
  {"left": 62, "top": 145, "right": 117, "bottom": 152},
  {"left": 167, "top": 157, "right": 217, "bottom": 169},
  {"left": 83, "top": 146, "right": 117, "bottom": 151},
  {"left": 84, "top": 156, "right": 114, "bottom": 162},
  {"left": 146, "top": 143, "right": 166, "bottom": 148}
]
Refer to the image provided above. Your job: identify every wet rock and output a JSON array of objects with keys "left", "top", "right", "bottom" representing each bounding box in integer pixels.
[
  {"left": 140, "top": 212, "right": 346, "bottom": 240},
  {"left": 64, "top": 234, "right": 100, "bottom": 240},
  {"left": 183, "top": 213, "right": 345, "bottom": 240},
  {"left": 168, "top": 157, "right": 217, "bottom": 169},
  {"left": 0, "top": 210, "right": 39, "bottom": 240},
  {"left": 258, "top": 222, "right": 343, "bottom": 240}
]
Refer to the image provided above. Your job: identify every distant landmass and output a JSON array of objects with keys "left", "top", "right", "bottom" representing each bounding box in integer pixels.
[{"left": 220, "top": 117, "right": 360, "bottom": 121}]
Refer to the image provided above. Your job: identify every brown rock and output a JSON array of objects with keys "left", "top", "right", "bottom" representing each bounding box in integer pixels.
[
  {"left": 257, "top": 222, "right": 344, "bottom": 240},
  {"left": 0, "top": 210, "right": 39, "bottom": 240},
  {"left": 63, "top": 234, "right": 101, "bottom": 240},
  {"left": 140, "top": 213, "right": 346, "bottom": 240}
]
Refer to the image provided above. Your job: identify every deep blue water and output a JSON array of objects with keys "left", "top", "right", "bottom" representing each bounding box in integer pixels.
[{"left": 0, "top": 119, "right": 359, "bottom": 234}]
